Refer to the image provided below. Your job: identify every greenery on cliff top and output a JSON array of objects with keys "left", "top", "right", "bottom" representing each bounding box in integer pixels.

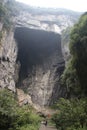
[
  {"left": 52, "top": 13, "right": 87, "bottom": 130},
  {"left": 0, "top": 3, "right": 12, "bottom": 30},
  {"left": 0, "top": 0, "right": 21, "bottom": 31},
  {"left": 0, "top": 89, "right": 41, "bottom": 130}
]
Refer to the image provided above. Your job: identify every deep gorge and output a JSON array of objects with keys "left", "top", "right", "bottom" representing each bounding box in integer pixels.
[
  {"left": 14, "top": 27, "right": 65, "bottom": 105},
  {"left": 0, "top": 1, "right": 87, "bottom": 129},
  {"left": 0, "top": 0, "right": 80, "bottom": 107}
]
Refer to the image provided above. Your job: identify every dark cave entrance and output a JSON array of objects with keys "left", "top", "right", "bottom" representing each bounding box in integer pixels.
[{"left": 14, "top": 27, "right": 61, "bottom": 84}]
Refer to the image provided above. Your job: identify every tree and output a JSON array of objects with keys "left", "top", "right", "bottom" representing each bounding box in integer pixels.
[
  {"left": 0, "top": 89, "right": 41, "bottom": 130},
  {"left": 0, "top": 89, "right": 18, "bottom": 130},
  {"left": 70, "top": 12, "right": 87, "bottom": 95},
  {"left": 62, "top": 12, "right": 87, "bottom": 96},
  {"left": 52, "top": 98, "right": 87, "bottom": 130}
]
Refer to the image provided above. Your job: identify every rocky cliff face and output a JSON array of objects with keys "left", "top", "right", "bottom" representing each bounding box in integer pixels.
[
  {"left": 14, "top": 27, "right": 65, "bottom": 105},
  {"left": 0, "top": 29, "right": 17, "bottom": 92},
  {"left": 0, "top": 1, "right": 81, "bottom": 106},
  {"left": 16, "top": 7, "right": 80, "bottom": 34}
]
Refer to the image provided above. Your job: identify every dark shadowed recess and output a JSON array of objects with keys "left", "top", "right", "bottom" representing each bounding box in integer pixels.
[{"left": 14, "top": 27, "right": 61, "bottom": 82}]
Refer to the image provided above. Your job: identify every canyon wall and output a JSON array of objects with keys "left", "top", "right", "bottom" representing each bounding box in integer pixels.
[
  {"left": 14, "top": 27, "right": 65, "bottom": 105},
  {"left": 0, "top": 1, "right": 81, "bottom": 106},
  {"left": 0, "top": 29, "right": 17, "bottom": 92}
]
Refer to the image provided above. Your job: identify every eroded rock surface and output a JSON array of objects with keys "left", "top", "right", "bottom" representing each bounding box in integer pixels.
[
  {"left": 16, "top": 8, "right": 80, "bottom": 34},
  {"left": 0, "top": 1, "right": 81, "bottom": 106},
  {"left": 0, "top": 30, "right": 17, "bottom": 92},
  {"left": 14, "top": 27, "right": 65, "bottom": 106}
]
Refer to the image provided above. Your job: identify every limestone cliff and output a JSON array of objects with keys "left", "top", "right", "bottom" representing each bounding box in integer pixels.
[
  {"left": 0, "top": 1, "right": 81, "bottom": 106},
  {"left": 16, "top": 6, "right": 80, "bottom": 34},
  {"left": 0, "top": 29, "right": 17, "bottom": 92},
  {"left": 14, "top": 27, "right": 65, "bottom": 105}
]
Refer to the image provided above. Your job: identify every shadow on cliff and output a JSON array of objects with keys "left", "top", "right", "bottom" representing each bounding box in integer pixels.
[
  {"left": 14, "top": 27, "right": 61, "bottom": 81},
  {"left": 14, "top": 27, "right": 65, "bottom": 105}
]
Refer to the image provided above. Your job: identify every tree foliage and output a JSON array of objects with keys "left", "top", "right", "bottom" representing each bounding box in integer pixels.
[
  {"left": 0, "top": 89, "right": 18, "bottom": 130},
  {"left": 69, "top": 12, "right": 87, "bottom": 95},
  {"left": 0, "top": 0, "right": 21, "bottom": 31},
  {"left": 0, "top": 89, "right": 40, "bottom": 130},
  {"left": 62, "top": 12, "right": 87, "bottom": 96},
  {"left": 52, "top": 12, "right": 87, "bottom": 130},
  {"left": 52, "top": 98, "right": 87, "bottom": 130}
]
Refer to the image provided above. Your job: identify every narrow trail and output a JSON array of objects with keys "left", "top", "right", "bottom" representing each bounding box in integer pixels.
[
  {"left": 38, "top": 107, "right": 58, "bottom": 130},
  {"left": 39, "top": 124, "right": 57, "bottom": 130}
]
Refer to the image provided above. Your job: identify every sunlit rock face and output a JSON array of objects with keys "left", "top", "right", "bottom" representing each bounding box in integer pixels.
[
  {"left": 14, "top": 27, "right": 65, "bottom": 106},
  {"left": 16, "top": 8, "right": 80, "bottom": 34},
  {"left": 0, "top": 1, "right": 80, "bottom": 106},
  {"left": 0, "top": 30, "right": 17, "bottom": 92}
]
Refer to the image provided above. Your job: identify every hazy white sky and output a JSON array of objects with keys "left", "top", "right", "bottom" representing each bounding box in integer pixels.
[{"left": 16, "top": 0, "right": 87, "bottom": 12}]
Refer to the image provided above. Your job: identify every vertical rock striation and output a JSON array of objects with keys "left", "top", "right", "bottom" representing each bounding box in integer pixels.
[
  {"left": 0, "top": 29, "right": 17, "bottom": 92},
  {"left": 14, "top": 27, "right": 65, "bottom": 106},
  {"left": 0, "top": 0, "right": 80, "bottom": 106}
]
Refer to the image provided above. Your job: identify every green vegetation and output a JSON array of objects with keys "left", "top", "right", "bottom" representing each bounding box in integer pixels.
[
  {"left": 52, "top": 13, "right": 87, "bottom": 130},
  {"left": 61, "top": 59, "right": 81, "bottom": 97},
  {"left": 62, "top": 27, "right": 71, "bottom": 49},
  {"left": 62, "top": 12, "right": 87, "bottom": 97},
  {"left": 61, "top": 27, "right": 71, "bottom": 62},
  {"left": 0, "top": 3, "right": 12, "bottom": 30},
  {"left": 52, "top": 98, "right": 87, "bottom": 130},
  {"left": 0, "top": 1, "right": 87, "bottom": 130},
  {"left": 69, "top": 12, "right": 87, "bottom": 95},
  {"left": 0, "top": 0, "right": 21, "bottom": 31},
  {"left": 0, "top": 4, "right": 6, "bottom": 18},
  {"left": 0, "top": 31, "right": 3, "bottom": 40},
  {"left": 0, "top": 89, "right": 40, "bottom": 130}
]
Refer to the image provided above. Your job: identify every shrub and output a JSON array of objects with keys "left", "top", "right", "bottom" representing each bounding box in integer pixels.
[
  {"left": 0, "top": 89, "right": 41, "bottom": 130},
  {"left": 61, "top": 13, "right": 87, "bottom": 97},
  {"left": 0, "top": 3, "right": 13, "bottom": 30},
  {"left": 0, "top": 4, "right": 6, "bottom": 19},
  {"left": 17, "top": 105, "right": 41, "bottom": 129},
  {"left": 52, "top": 98, "right": 87, "bottom": 130},
  {"left": 0, "top": 89, "right": 18, "bottom": 130}
]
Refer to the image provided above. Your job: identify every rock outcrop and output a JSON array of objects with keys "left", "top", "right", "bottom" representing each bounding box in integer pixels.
[
  {"left": 16, "top": 7, "right": 80, "bottom": 34},
  {"left": 14, "top": 27, "right": 65, "bottom": 106},
  {"left": 0, "top": 29, "right": 17, "bottom": 92},
  {"left": 0, "top": 1, "right": 81, "bottom": 106}
]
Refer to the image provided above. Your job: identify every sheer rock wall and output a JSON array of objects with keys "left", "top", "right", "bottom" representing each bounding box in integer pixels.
[
  {"left": 14, "top": 27, "right": 65, "bottom": 106},
  {"left": 0, "top": 1, "right": 80, "bottom": 106},
  {"left": 0, "top": 29, "right": 17, "bottom": 92}
]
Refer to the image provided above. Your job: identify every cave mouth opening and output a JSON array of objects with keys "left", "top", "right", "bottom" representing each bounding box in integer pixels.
[{"left": 14, "top": 27, "right": 61, "bottom": 84}]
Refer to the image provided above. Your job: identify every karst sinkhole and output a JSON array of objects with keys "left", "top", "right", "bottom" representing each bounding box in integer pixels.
[{"left": 14, "top": 27, "right": 62, "bottom": 88}]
